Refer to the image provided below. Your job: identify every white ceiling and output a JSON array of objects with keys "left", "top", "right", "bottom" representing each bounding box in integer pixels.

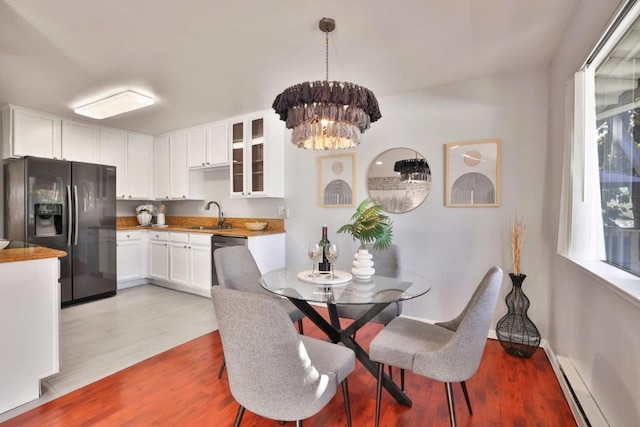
[{"left": 0, "top": 0, "right": 578, "bottom": 136}]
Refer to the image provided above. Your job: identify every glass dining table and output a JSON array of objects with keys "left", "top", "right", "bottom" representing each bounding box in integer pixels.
[{"left": 260, "top": 265, "right": 431, "bottom": 407}]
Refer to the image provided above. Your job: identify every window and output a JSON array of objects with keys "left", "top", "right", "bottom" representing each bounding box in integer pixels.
[
  {"left": 560, "top": 0, "right": 640, "bottom": 304},
  {"left": 593, "top": 7, "right": 640, "bottom": 275}
]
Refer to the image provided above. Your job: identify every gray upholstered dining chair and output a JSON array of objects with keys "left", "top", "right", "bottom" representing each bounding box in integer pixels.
[
  {"left": 214, "top": 245, "right": 305, "bottom": 378},
  {"left": 369, "top": 266, "right": 503, "bottom": 427},
  {"left": 211, "top": 286, "right": 355, "bottom": 427}
]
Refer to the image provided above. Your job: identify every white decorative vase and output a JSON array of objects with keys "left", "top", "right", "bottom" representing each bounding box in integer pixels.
[
  {"left": 351, "top": 249, "right": 375, "bottom": 282},
  {"left": 137, "top": 212, "right": 152, "bottom": 226}
]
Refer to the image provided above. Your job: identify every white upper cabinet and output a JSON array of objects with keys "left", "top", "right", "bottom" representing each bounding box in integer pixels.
[
  {"left": 170, "top": 132, "right": 189, "bottom": 199},
  {"left": 188, "top": 120, "right": 229, "bottom": 169},
  {"left": 126, "top": 132, "right": 153, "bottom": 199},
  {"left": 229, "top": 110, "right": 284, "bottom": 198},
  {"left": 100, "top": 128, "right": 153, "bottom": 200},
  {"left": 99, "top": 127, "right": 127, "bottom": 197},
  {"left": 61, "top": 119, "right": 99, "bottom": 163},
  {"left": 154, "top": 132, "right": 203, "bottom": 200},
  {"left": 154, "top": 135, "right": 171, "bottom": 200},
  {"left": 2, "top": 105, "right": 62, "bottom": 159}
]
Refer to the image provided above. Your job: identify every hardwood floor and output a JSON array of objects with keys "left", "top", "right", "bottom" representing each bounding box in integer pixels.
[{"left": 1, "top": 296, "right": 576, "bottom": 427}]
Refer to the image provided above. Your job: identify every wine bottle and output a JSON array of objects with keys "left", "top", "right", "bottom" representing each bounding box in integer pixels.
[{"left": 318, "top": 225, "right": 330, "bottom": 272}]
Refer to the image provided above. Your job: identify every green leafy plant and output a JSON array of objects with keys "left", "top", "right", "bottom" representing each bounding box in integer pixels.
[{"left": 337, "top": 199, "right": 393, "bottom": 250}]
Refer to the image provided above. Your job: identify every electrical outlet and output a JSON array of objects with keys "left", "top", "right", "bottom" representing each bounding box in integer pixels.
[
  {"left": 285, "top": 208, "right": 290, "bottom": 218},
  {"left": 198, "top": 205, "right": 204, "bottom": 214},
  {"left": 278, "top": 206, "right": 287, "bottom": 217}
]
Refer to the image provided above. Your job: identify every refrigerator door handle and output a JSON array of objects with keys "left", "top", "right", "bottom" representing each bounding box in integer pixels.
[
  {"left": 73, "top": 185, "right": 79, "bottom": 246},
  {"left": 67, "top": 184, "right": 73, "bottom": 246}
]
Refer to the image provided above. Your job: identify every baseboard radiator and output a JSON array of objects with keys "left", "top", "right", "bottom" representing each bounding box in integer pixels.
[{"left": 556, "top": 356, "right": 609, "bottom": 427}]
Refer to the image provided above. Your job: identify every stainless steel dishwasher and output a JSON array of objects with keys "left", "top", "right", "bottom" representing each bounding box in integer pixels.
[{"left": 211, "top": 235, "right": 248, "bottom": 286}]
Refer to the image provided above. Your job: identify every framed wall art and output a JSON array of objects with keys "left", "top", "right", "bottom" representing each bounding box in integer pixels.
[
  {"left": 445, "top": 139, "right": 501, "bottom": 207},
  {"left": 319, "top": 153, "right": 357, "bottom": 207}
]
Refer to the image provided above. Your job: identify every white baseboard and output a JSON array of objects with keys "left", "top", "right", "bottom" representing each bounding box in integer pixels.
[{"left": 542, "top": 342, "right": 609, "bottom": 427}]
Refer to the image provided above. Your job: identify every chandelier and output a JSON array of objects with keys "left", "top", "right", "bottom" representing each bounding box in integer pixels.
[
  {"left": 272, "top": 17, "right": 381, "bottom": 150},
  {"left": 394, "top": 157, "right": 430, "bottom": 182}
]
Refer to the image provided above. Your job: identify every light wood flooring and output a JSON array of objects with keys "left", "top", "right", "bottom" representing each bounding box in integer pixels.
[{"left": 0, "top": 285, "right": 217, "bottom": 423}]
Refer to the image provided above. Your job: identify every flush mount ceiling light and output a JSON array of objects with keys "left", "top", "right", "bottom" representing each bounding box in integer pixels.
[
  {"left": 272, "top": 17, "right": 381, "bottom": 150},
  {"left": 394, "top": 157, "right": 430, "bottom": 182},
  {"left": 74, "top": 90, "right": 154, "bottom": 119}
]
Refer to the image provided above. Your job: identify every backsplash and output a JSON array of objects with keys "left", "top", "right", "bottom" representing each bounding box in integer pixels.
[{"left": 117, "top": 216, "right": 285, "bottom": 232}]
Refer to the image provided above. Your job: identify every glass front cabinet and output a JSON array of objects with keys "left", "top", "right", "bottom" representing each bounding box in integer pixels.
[{"left": 229, "top": 110, "right": 284, "bottom": 198}]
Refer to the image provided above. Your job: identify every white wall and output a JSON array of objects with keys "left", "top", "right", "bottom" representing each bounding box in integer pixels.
[
  {"left": 548, "top": 0, "right": 640, "bottom": 426},
  {"left": 283, "top": 67, "right": 551, "bottom": 327}
]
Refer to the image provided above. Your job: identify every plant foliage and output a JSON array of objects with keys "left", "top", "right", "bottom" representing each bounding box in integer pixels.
[{"left": 337, "top": 199, "right": 393, "bottom": 250}]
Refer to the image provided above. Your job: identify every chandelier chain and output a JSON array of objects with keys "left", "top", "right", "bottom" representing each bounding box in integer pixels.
[{"left": 325, "top": 28, "right": 329, "bottom": 82}]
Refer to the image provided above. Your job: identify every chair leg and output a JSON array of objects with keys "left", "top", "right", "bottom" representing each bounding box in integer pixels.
[
  {"left": 233, "top": 405, "right": 245, "bottom": 427},
  {"left": 400, "top": 368, "right": 405, "bottom": 392},
  {"left": 375, "top": 363, "right": 384, "bottom": 427},
  {"left": 388, "top": 365, "right": 393, "bottom": 381},
  {"left": 460, "top": 381, "right": 472, "bottom": 414},
  {"left": 295, "top": 421, "right": 303, "bottom": 427},
  {"left": 298, "top": 319, "right": 304, "bottom": 335},
  {"left": 218, "top": 358, "right": 226, "bottom": 379},
  {"left": 341, "top": 379, "right": 352, "bottom": 427},
  {"left": 445, "top": 382, "right": 457, "bottom": 427}
]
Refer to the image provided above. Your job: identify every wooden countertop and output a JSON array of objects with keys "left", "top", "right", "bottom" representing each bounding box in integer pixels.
[{"left": 0, "top": 246, "right": 67, "bottom": 264}]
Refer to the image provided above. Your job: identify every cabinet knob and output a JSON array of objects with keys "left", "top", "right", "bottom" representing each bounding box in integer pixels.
[
  {"left": 165, "top": 196, "right": 170, "bottom": 199},
  {"left": 202, "top": 162, "right": 205, "bottom": 166},
  {"left": 182, "top": 195, "right": 186, "bottom": 198},
  {"left": 183, "top": 245, "right": 187, "bottom": 248},
  {"left": 128, "top": 195, "right": 132, "bottom": 198},
  {"left": 127, "top": 234, "right": 130, "bottom": 238}
]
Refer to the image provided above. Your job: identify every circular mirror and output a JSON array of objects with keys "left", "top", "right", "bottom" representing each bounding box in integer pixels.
[{"left": 367, "top": 148, "right": 432, "bottom": 213}]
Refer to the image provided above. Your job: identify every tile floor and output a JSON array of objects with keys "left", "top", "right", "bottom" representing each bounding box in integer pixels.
[{"left": 0, "top": 284, "right": 217, "bottom": 423}]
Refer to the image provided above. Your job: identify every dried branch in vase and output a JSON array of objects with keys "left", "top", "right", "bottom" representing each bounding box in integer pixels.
[{"left": 511, "top": 218, "right": 526, "bottom": 275}]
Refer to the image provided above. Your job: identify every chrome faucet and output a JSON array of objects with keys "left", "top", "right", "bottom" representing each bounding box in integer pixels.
[{"left": 205, "top": 201, "right": 224, "bottom": 227}]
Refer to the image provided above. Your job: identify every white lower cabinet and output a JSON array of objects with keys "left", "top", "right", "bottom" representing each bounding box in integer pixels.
[
  {"left": 117, "top": 231, "right": 143, "bottom": 283},
  {"left": 188, "top": 233, "right": 212, "bottom": 292},
  {"left": 149, "top": 231, "right": 170, "bottom": 281},
  {"left": 116, "top": 229, "right": 279, "bottom": 298},
  {"left": 169, "top": 232, "right": 212, "bottom": 295},
  {"left": 169, "top": 233, "right": 190, "bottom": 286}
]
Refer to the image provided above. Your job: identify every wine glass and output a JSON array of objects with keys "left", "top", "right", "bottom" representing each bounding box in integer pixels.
[
  {"left": 307, "top": 243, "right": 322, "bottom": 278},
  {"left": 326, "top": 243, "right": 339, "bottom": 279}
]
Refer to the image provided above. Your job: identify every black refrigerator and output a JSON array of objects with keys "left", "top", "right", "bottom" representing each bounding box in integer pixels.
[{"left": 4, "top": 156, "right": 117, "bottom": 305}]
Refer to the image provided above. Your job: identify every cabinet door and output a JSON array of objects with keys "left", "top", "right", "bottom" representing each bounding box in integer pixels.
[
  {"left": 230, "top": 119, "right": 246, "bottom": 197},
  {"left": 154, "top": 135, "right": 171, "bottom": 200},
  {"left": 169, "top": 242, "right": 190, "bottom": 286},
  {"left": 206, "top": 121, "right": 229, "bottom": 167},
  {"left": 127, "top": 132, "right": 153, "bottom": 199},
  {"left": 117, "top": 239, "right": 141, "bottom": 282},
  {"left": 100, "top": 128, "right": 127, "bottom": 199},
  {"left": 187, "top": 127, "right": 207, "bottom": 168},
  {"left": 11, "top": 108, "right": 61, "bottom": 159},
  {"left": 149, "top": 239, "right": 169, "bottom": 280},
  {"left": 247, "top": 116, "right": 265, "bottom": 196},
  {"left": 169, "top": 132, "right": 188, "bottom": 199},
  {"left": 62, "top": 120, "right": 99, "bottom": 163},
  {"left": 189, "top": 244, "right": 211, "bottom": 290}
]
